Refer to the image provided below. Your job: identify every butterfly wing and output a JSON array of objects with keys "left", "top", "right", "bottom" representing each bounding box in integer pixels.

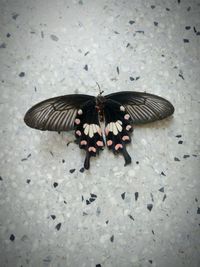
[
  {"left": 103, "top": 99, "right": 133, "bottom": 166},
  {"left": 105, "top": 91, "right": 174, "bottom": 124},
  {"left": 24, "top": 94, "right": 95, "bottom": 131},
  {"left": 74, "top": 99, "right": 104, "bottom": 169}
]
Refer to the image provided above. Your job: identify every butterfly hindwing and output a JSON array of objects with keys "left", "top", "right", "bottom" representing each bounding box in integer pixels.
[
  {"left": 24, "top": 94, "right": 95, "bottom": 131},
  {"left": 74, "top": 99, "right": 104, "bottom": 169},
  {"left": 105, "top": 91, "right": 174, "bottom": 124},
  {"left": 104, "top": 99, "right": 133, "bottom": 166}
]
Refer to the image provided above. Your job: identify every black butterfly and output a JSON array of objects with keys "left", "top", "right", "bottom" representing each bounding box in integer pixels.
[{"left": 24, "top": 91, "right": 174, "bottom": 170}]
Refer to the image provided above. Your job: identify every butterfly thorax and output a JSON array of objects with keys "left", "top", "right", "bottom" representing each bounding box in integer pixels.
[{"left": 96, "top": 94, "right": 106, "bottom": 121}]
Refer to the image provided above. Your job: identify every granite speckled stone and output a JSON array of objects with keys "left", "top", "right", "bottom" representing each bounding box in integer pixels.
[{"left": 0, "top": 0, "right": 200, "bottom": 267}]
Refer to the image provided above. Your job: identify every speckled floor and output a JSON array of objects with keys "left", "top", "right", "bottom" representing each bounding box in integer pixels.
[{"left": 0, "top": 0, "right": 200, "bottom": 267}]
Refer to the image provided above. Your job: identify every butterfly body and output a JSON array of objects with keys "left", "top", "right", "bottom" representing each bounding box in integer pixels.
[{"left": 24, "top": 91, "right": 174, "bottom": 170}]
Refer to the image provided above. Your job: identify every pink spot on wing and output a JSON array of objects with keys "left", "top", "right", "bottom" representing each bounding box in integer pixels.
[
  {"left": 124, "top": 114, "right": 130, "bottom": 120},
  {"left": 80, "top": 140, "right": 87, "bottom": 146},
  {"left": 126, "top": 125, "right": 132, "bottom": 131},
  {"left": 122, "top": 135, "right": 129, "bottom": 141},
  {"left": 76, "top": 130, "right": 81, "bottom": 136},
  {"left": 75, "top": 118, "right": 80, "bottom": 125},
  {"left": 88, "top": 146, "right": 96, "bottom": 153},
  {"left": 78, "top": 109, "right": 83, "bottom": 115},
  {"left": 107, "top": 140, "right": 113, "bottom": 146},
  {"left": 115, "top": 144, "right": 123, "bottom": 150},
  {"left": 97, "top": 141, "right": 104, "bottom": 147}
]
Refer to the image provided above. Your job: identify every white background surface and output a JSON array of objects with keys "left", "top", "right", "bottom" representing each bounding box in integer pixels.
[{"left": 0, "top": 0, "right": 200, "bottom": 266}]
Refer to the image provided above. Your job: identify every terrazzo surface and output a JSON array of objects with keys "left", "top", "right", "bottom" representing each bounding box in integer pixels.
[{"left": 0, "top": 0, "right": 200, "bottom": 266}]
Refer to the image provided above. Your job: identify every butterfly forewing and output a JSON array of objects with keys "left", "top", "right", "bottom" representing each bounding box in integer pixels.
[
  {"left": 105, "top": 91, "right": 174, "bottom": 124},
  {"left": 24, "top": 94, "right": 95, "bottom": 131}
]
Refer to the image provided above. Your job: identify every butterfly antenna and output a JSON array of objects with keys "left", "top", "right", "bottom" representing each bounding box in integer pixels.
[{"left": 96, "top": 82, "right": 104, "bottom": 95}]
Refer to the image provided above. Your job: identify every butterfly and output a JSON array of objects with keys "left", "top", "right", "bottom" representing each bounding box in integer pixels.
[{"left": 24, "top": 90, "right": 174, "bottom": 170}]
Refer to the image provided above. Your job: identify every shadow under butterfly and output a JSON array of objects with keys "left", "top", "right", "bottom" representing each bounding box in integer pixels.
[{"left": 24, "top": 91, "right": 174, "bottom": 170}]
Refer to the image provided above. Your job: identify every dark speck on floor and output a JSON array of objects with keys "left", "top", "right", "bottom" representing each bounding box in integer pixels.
[
  {"left": 183, "top": 154, "right": 190, "bottom": 159},
  {"left": 69, "top": 168, "right": 76, "bottom": 173},
  {"left": 121, "top": 192, "right": 126, "bottom": 200},
  {"left": 159, "top": 187, "right": 164, "bottom": 193},
  {"left": 178, "top": 140, "right": 183, "bottom": 144},
  {"left": 147, "top": 204, "right": 153, "bottom": 211},
  {"left": 51, "top": 215, "right": 56, "bottom": 220},
  {"left": 116, "top": 66, "right": 119, "bottom": 74},
  {"left": 135, "top": 30, "right": 144, "bottom": 34},
  {"left": 176, "top": 134, "right": 182, "bottom": 138},
  {"left": 84, "top": 64, "right": 88, "bottom": 71},
  {"left": 62, "top": 159, "right": 65, "bottom": 163},
  {"left": 128, "top": 214, "right": 134, "bottom": 221},
  {"left": 166, "top": 8, "right": 170, "bottom": 11},
  {"left": 26, "top": 179, "right": 31, "bottom": 184},
  {"left": 12, "top": 13, "right": 19, "bottom": 20},
  {"left": 110, "top": 235, "right": 114, "bottom": 242},
  {"left": 174, "top": 157, "right": 180, "bottom": 162},
  {"left": 129, "top": 20, "right": 135, "bottom": 25},
  {"left": 163, "top": 194, "right": 167, "bottom": 202},
  {"left": 161, "top": 171, "right": 166, "bottom": 176},
  {"left": 79, "top": 167, "right": 85, "bottom": 173},
  {"left": 154, "top": 21, "right": 158, "bottom": 26},
  {"left": 19, "top": 72, "right": 25, "bottom": 77},
  {"left": 55, "top": 223, "right": 61, "bottom": 231},
  {"left": 0, "top": 43, "right": 7, "bottom": 48},
  {"left": 84, "top": 51, "right": 90, "bottom": 56},
  {"left": 89, "top": 197, "right": 96, "bottom": 203},
  {"left": 86, "top": 200, "right": 90, "bottom": 205},
  {"left": 53, "top": 182, "right": 58, "bottom": 188},
  {"left": 135, "top": 192, "right": 139, "bottom": 201},
  {"left": 90, "top": 193, "right": 97, "bottom": 198},
  {"left": 151, "top": 5, "right": 155, "bottom": 9},
  {"left": 197, "top": 207, "right": 200, "bottom": 214},
  {"left": 0, "top": 176, "right": 3, "bottom": 181},
  {"left": 50, "top": 34, "right": 59, "bottom": 41},
  {"left": 183, "top": 39, "right": 189, "bottom": 43},
  {"left": 96, "top": 264, "right": 101, "bottom": 267},
  {"left": 10, "top": 234, "right": 15, "bottom": 241},
  {"left": 149, "top": 260, "right": 153, "bottom": 264},
  {"left": 150, "top": 193, "right": 154, "bottom": 202},
  {"left": 185, "top": 26, "right": 191, "bottom": 30}
]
